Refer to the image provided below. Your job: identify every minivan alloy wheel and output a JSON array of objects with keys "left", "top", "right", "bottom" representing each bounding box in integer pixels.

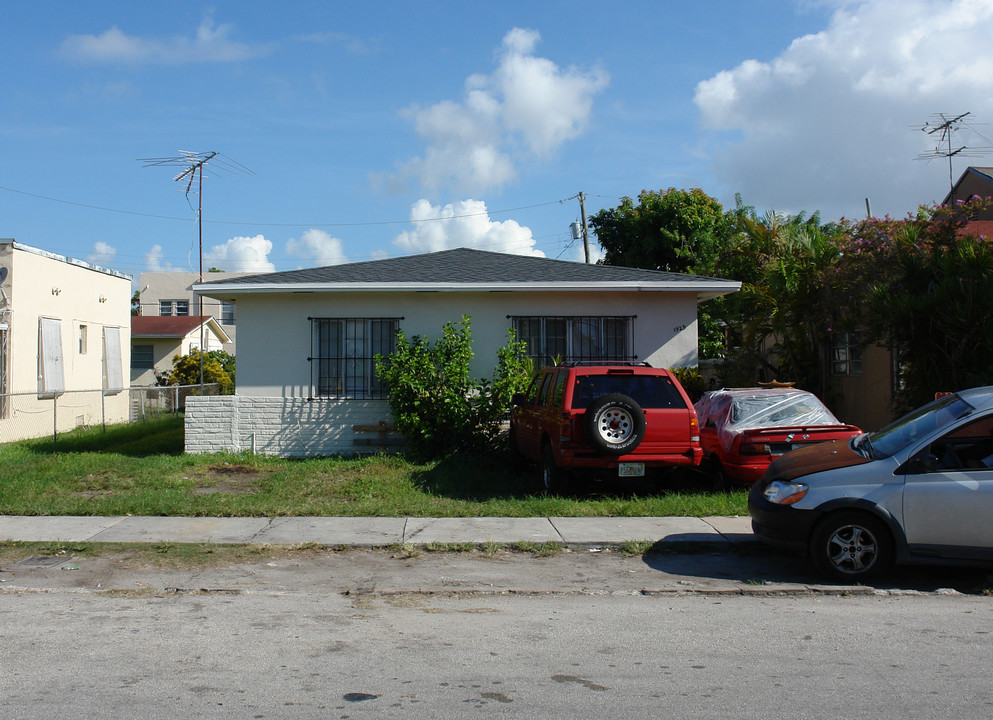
[{"left": 811, "top": 511, "right": 893, "bottom": 583}]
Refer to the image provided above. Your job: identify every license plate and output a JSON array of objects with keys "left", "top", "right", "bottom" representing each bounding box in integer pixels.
[{"left": 618, "top": 463, "right": 645, "bottom": 477}]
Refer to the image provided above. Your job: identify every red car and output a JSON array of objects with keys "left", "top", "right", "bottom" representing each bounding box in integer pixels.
[
  {"left": 510, "top": 363, "right": 702, "bottom": 491},
  {"left": 694, "top": 387, "right": 861, "bottom": 488}
]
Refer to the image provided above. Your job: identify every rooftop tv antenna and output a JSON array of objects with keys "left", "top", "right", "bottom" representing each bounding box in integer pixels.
[
  {"left": 915, "top": 113, "right": 993, "bottom": 191},
  {"left": 139, "top": 151, "right": 253, "bottom": 389}
]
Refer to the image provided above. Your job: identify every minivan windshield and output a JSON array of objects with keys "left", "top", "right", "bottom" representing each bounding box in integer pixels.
[{"left": 867, "top": 394, "right": 973, "bottom": 458}]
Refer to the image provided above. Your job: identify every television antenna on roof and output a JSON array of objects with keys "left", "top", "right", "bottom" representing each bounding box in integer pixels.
[
  {"left": 139, "top": 151, "right": 253, "bottom": 389},
  {"left": 915, "top": 113, "right": 993, "bottom": 191}
]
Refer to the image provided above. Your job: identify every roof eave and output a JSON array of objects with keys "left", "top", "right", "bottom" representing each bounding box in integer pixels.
[{"left": 194, "top": 281, "right": 743, "bottom": 295}]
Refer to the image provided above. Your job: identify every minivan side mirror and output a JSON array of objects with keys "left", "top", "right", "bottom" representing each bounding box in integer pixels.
[{"left": 511, "top": 393, "right": 526, "bottom": 407}]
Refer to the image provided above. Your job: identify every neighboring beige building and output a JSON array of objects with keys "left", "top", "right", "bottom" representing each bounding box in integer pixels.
[
  {"left": 136, "top": 271, "right": 253, "bottom": 354},
  {"left": 0, "top": 240, "right": 131, "bottom": 441},
  {"left": 130, "top": 315, "right": 231, "bottom": 386}
]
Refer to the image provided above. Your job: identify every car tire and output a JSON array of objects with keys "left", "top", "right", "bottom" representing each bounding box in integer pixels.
[
  {"left": 584, "top": 393, "right": 646, "bottom": 456},
  {"left": 810, "top": 511, "right": 893, "bottom": 583},
  {"left": 701, "top": 457, "right": 731, "bottom": 493},
  {"left": 542, "top": 444, "right": 568, "bottom": 493},
  {"left": 507, "top": 428, "right": 527, "bottom": 471}
]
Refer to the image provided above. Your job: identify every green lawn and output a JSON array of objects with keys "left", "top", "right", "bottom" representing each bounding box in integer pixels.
[{"left": 0, "top": 415, "right": 748, "bottom": 518}]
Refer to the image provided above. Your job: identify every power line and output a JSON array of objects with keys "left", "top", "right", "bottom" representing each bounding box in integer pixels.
[{"left": 0, "top": 182, "right": 574, "bottom": 228}]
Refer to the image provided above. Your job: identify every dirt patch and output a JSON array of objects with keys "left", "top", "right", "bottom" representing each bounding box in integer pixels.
[{"left": 194, "top": 464, "right": 264, "bottom": 495}]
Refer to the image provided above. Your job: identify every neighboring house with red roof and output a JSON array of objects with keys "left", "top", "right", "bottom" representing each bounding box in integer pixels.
[
  {"left": 942, "top": 165, "right": 993, "bottom": 237},
  {"left": 136, "top": 271, "right": 252, "bottom": 355},
  {"left": 187, "top": 247, "right": 741, "bottom": 457},
  {"left": 130, "top": 315, "right": 230, "bottom": 386}
]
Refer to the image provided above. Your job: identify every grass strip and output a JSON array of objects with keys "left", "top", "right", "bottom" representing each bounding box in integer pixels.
[{"left": 0, "top": 415, "right": 748, "bottom": 518}]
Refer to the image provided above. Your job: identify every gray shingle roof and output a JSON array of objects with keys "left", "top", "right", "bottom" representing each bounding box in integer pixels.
[{"left": 195, "top": 247, "right": 734, "bottom": 288}]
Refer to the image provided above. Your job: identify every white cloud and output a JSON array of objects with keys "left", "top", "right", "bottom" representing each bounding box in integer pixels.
[
  {"left": 693, "top": 0, "right": 993, "bottom": 219},
  {"left": 86, "top": 241, "right": 116, "bottom": 267},
  {"left": 144, "top": 244, "right": 182, "bottom": 272},
  {"left": 61, "top": 19, "right": 270, "bottom": 65},
  {"left": 286, "top": 229, "right": 348, "bottom": 267},
  {"left": 202, "top": 235, "right": 276, "bottom": 272},
  {"left": 393, "top": 198, "right": 544, "bottom": 256},
  {"left": 396, "top": 28, "right": 608, "bottom": 194}
]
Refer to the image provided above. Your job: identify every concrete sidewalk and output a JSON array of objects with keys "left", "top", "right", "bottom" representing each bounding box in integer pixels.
[{"left": 0, "top": 515, "right": 754, "bottom": 548}]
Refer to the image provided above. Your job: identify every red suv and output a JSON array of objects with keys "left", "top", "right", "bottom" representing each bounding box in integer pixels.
[{"left": 509, "top": 363, "right": 702, "bottom": 491}]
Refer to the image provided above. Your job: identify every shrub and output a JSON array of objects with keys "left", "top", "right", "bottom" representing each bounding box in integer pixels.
[
  {"left": 376, "top": 316, "right": 532, "bottom": 459},
  {"left": 161, "top": 349, "right": 234, "bottom": 394},
  {"left": 670, "top": 365, "right": 706, "bottom": 403}
]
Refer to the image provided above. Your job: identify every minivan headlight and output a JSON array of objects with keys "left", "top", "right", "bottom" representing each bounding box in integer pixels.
[{"left": 762, "top": 480, "right": 808, "bottom": 505}]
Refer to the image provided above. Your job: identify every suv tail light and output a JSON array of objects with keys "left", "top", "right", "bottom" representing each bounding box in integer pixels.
[
  {"left": 689, "top": 414, "right": 699, "bottom": 443},
  {"left": 559, "top": 411, "right": 573, "bottom": 443}
]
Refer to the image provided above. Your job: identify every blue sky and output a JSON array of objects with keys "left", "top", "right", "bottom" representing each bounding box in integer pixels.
[{"left": 3, "top": 0, "right": 992, "bottom": 281}]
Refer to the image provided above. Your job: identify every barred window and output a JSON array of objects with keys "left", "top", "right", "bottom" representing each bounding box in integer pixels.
[
  {"left": 830, "top": 331, "right": 862, "bottom": 376},
  {"left": 220, "top": 302, "right": 236, "bottom": 325},
  {"left": 311, "top": 318, "right": 399, "bottom": 399},
  {"left": 510, "top": 316, "right": 634, "bottom": 365}
]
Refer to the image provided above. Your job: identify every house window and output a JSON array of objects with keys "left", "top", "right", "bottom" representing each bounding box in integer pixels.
[
  {"left": 38, "top": 317, "right": 65, "bottom": 397},
  {"left": 311, "top": 318, "right": 399, "bottom": 399},
  {"left": 159, "top": 300, "right": 190, "bottom": 317},
  {"left": 78, "top": 324, "right": 88, "bottom": 354},
  {"left": 132, "top": 344, "right": 154, "bottom": 369},
  {"left": 102, "top": 326, "right": 124, "bottom": 393},
  {"left": 831, "top": 331, "right": 862, "bottom": 377},
  {"left": 510, "top": 316, "right": 634, "bottom": 365},
  {"left": 220, "top": 302, "right": 235, "bottom": 325}
]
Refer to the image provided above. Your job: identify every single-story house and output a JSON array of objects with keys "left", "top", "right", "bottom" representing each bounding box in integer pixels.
[
  {"left": 130, "top": 315, "right": 231, "bottom": 386},
  {"left": 187, "top": 247, "right": 741, "bottom": 457},
  {"left": 0, "top": 239, "right": 130, "bottom": 442}
]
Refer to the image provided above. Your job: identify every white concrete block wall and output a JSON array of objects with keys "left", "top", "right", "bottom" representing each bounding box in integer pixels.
[{"left": 185, "top": 395, "right": 395, "bottom": 457}]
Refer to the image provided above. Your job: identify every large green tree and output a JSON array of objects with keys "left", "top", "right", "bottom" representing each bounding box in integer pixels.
[
  {"left": 590, "top": 188, "right": 745, "bottom": 359},
  {"left": 589, "top": 188, "right": 738, "bottom": 275}
]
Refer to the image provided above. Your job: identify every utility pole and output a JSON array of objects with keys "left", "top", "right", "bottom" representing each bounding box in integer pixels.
[
  {"left": 140, "top": 151, "right": 252, "bottom": 392},
  {"left": 578, "top": 191, "right": 591, "bottom": 264}
]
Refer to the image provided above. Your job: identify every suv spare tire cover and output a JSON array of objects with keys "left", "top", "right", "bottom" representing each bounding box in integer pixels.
[{"left": 584, "top": 393, "right": 647, "bottom": 456}]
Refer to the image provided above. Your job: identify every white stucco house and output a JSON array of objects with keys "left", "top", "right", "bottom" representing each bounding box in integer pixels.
[
  {"left": 186, "top": 247, "right": 740, "bottom": 457},
  {"left": 130, "top": 315, "right": 231, "bottom": 386},
  {"left": 0, "top": 239, "right": 131, "bottom": 442}
]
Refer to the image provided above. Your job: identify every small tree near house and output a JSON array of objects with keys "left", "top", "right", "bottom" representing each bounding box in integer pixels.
[{"left": 375, "top": 315, "right": 532, "bottom": 459}]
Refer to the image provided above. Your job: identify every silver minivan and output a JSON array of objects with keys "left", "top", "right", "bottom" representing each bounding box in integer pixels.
[{"left": 749, "top": 387, "right": 993, "bottom": 582}]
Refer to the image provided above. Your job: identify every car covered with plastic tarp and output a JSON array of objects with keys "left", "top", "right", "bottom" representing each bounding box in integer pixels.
[{"left": 695, "top": 387, "right": 861, "bottom": 487}]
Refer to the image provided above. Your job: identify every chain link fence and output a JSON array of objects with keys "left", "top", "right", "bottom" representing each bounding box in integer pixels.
[{"left": 0, "top": 384, "right": 221, "bottom": 445}]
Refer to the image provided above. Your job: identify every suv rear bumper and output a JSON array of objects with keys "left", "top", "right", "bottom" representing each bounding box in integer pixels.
[{"left": 558, "top": 447, "right": 702, "bottom": 468}]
